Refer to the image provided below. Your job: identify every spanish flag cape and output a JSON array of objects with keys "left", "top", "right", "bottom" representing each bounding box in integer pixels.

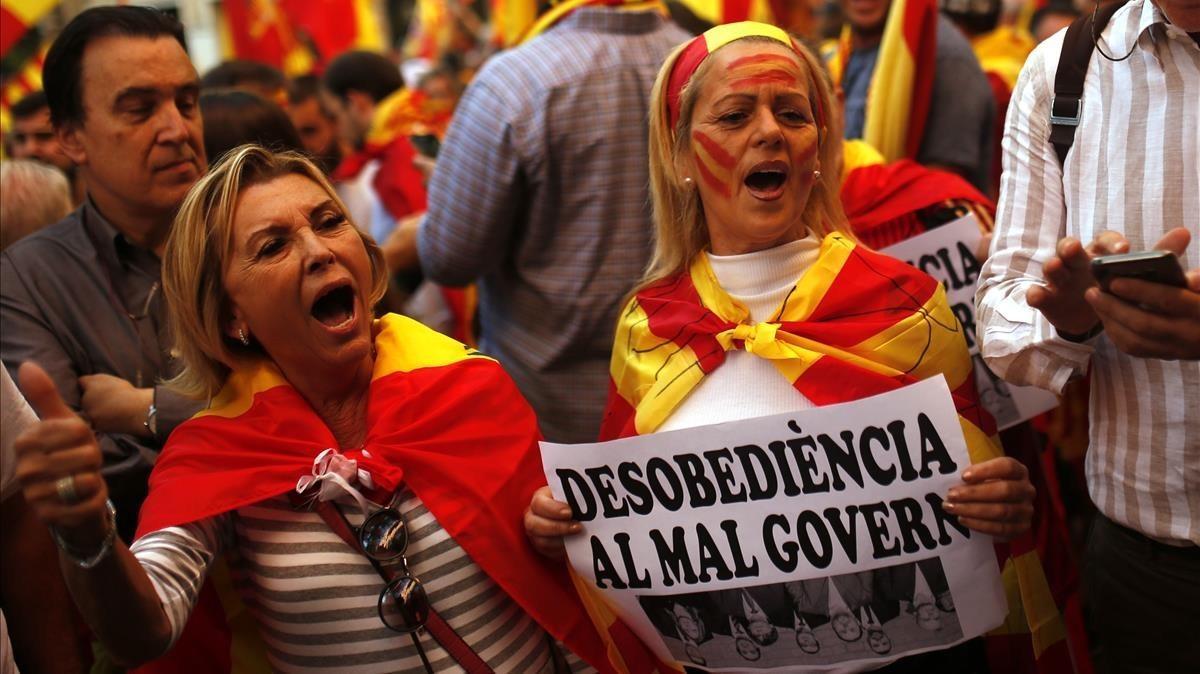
[
  {"left": 827, "top": 0, "right": 938, "bottom": 162},
  {"left": 600, "top": 234, "right": 1075, "bottom": 673},
  {"left": 840, "top": 139, "right": 995, "bottom": 250},
  {"left": 133, "top": 314, "right": 657, "bottom": 674}
]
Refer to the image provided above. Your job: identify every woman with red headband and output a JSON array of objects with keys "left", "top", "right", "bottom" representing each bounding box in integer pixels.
[{"left": 526, "top": 21, "right": 1039, "bottom": 671}]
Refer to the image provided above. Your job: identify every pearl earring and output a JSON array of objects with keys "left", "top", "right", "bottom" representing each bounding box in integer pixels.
[
  {"left": 238, "top": 328, "right": 250, "bottom": 346},
  {"left": 683, "top": 177, "right": 694, "bottom": 187},
  {"left": 813, "top": 170, "right": 822, "bottom": 181}
]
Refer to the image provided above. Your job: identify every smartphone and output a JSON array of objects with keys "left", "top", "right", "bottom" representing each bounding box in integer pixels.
[{"left": 1091, "top": 250, "right": 1188, "bottom": 291}]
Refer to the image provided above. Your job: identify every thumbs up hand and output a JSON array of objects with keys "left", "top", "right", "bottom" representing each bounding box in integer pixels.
[{"left": 13, "top": 362, "right": 110, "bottom": 547}]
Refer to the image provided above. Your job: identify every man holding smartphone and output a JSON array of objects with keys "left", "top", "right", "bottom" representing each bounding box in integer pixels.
[{"left": 974, "top": 1, "right": 1198, "bottom": 672}]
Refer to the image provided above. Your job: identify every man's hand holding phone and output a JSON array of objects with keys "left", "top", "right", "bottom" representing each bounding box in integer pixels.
[
  {"left": 1026, "top": 230, "right": 1130, "bottom": 336},
  {"left": 1084, "top": 228, "right": 1199, "bottom": 360},
  {"left": 1029, "top": 227, "right": 1198, "bottom": 360}
]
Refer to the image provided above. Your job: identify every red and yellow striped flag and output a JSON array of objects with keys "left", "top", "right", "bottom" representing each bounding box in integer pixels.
[
  {"left": 602, "top": 234, "right": 1075, "bottom": 672},
  {"left": 0, "top": 45, "right": 46, "bottom": 141},
  {"left": 0, "top": 0, "right": 57, "bottom": 57},
  {"left": 828, "top": 0, "right": 938, "bottom": 162}
]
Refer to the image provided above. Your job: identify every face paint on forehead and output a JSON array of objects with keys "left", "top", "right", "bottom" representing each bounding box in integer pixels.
[
  {"left": 691, "top": 130, "right": 734, "bottom": 197},
  {"left": 725, "top": 53, "right": 801, "bottom": 91},
  {"left": 729, "top": 70, "right": 800, "bottom": 90},
  {"left": 726, "top": 53, "right": 797, "bottom": 69}
]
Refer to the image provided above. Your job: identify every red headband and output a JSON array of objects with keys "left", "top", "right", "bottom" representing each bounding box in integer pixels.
[{"left": 664, "top": 21, "right": 825, "bottom": 134}]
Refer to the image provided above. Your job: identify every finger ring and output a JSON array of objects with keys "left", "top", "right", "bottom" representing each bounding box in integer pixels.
[{"left": 55, "top": 475, "right": 80, "bottom": 505}]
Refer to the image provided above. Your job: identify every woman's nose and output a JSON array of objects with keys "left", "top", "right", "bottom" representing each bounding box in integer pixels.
[
  {"left": 299, "top": 230, "right": 336, "bottom": 273},
  {"left": 751, "top": 108, "right": 784, "bottom": 148}
]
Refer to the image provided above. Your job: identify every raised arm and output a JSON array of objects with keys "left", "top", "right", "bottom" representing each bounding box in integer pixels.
[{"left": 12, "top": 362, "right": 193, "bottom": 666}]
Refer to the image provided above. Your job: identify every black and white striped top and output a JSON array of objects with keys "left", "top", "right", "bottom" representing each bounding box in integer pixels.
[{"left": 131, "top": 488, "right": 592, "bottom": 673}]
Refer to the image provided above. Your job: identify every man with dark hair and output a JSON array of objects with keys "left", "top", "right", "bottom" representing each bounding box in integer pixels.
[
  {"left": 287, "top": 74, "right": 346, "bottom": 174},
  {"left": 0, "top": 5, "right": 206, "bottom": 542},
  {"left": 199, "top": 58, "right": 287, "bottom": 103},
  {"left": 8, "top": 90, "right": 83, "bottom": 203},
  {"left": 322, "top": 50, "right": 426, "bottom": 243},
  {"left": 321, "top": 49, "right": 405, "bottom": 144},
  {"left": 323, "top": 50, "right": 406, "bottom": 146}
]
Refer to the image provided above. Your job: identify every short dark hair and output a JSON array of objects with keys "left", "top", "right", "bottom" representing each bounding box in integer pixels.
[
  {"left": 201, "top": 59, "right": 286, "bottom": 93},
  {"left": 10, "top": 91, "right": 49, "bottom": 121},
  {"left": 323, "top": 51, "right": 403, "bottom": 103},
  {"left": 287, "top": 74, "right": 328, "bottom": 110},
  {"left": 43, "top": 6, "right": 187, "bottom": 128},
  {"left": 199, "top": 89, "right": 304, "bottom": 165}
]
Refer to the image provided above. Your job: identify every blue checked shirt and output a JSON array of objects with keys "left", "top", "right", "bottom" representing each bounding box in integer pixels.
[{"left": 418, "top": 9, "right": 690, "bottom": 443}]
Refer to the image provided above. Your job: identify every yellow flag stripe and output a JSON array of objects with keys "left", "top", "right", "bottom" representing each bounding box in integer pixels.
[
  {"left": 352, "top": 0, "right": 385, "bottom": 50},
  {"left": 199, "top": 315, "right": 485, "bottom": 419},
  {"left": 1014, "top": 549, "right": 1069, "bottom": 657},
  {"left": 863, "top": 0, "right": 917, "bottom": 161}
]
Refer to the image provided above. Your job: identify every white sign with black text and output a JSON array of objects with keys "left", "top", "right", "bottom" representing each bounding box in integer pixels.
[{"left": 541, "top": 377, "right": 1006, "bottom": 672}]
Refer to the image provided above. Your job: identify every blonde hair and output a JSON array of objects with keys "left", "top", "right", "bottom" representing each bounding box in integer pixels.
[
  {"left": 0, "top": 160, "right": 72, "bottom": 250},
  {"left": 643, "top": 36, "right": 850, "bottom": 287},
  {"left": 163, "top": 145, "right": 387, "bottom": 400}
]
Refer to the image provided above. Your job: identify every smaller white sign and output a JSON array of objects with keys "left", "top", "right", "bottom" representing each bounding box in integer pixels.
[{"left": 882, "top": 215, "right": 1059, "bottom": 429}]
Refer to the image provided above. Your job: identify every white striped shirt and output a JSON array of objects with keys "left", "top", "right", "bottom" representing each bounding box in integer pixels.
[
  {"left": 131, "top": 489, "right": 593, "bottom": 673},
  {"left": 976, "top": 0, "right": 1199, "bottom": 544}
]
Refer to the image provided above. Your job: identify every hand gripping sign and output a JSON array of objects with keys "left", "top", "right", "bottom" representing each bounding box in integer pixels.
[{"left": 541, "top": 377, "right": 1005, "bottom": 672}]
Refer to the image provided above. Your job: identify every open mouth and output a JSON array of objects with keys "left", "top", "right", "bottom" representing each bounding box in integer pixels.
[
  {"left": 310, "top": 283, "right": 356, "bottom": 328},
  {"left": 744, "top": 161, "right": 789, "bottom": 198}
]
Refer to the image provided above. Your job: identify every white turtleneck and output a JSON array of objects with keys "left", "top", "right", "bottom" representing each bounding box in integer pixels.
[{"left": 658, "top": 234, "right": 822, "bottom": 433}]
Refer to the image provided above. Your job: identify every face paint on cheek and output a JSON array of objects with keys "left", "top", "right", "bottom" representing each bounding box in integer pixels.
[
  {"left": 795, "top": 130, "right": 820, "bottom": 170},
  {"left": 691, "top": 130, "right": 735, "bottom": 197}
]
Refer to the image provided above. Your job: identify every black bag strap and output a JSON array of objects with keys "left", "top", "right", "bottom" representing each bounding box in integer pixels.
[{"left": 1050, "top": 0, "right": 1130, "bottom": 166}]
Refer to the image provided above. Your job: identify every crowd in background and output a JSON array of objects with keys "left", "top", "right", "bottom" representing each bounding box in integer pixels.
[{"left": 0, "top": 0, "right": 1194, "bottom": 673}]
